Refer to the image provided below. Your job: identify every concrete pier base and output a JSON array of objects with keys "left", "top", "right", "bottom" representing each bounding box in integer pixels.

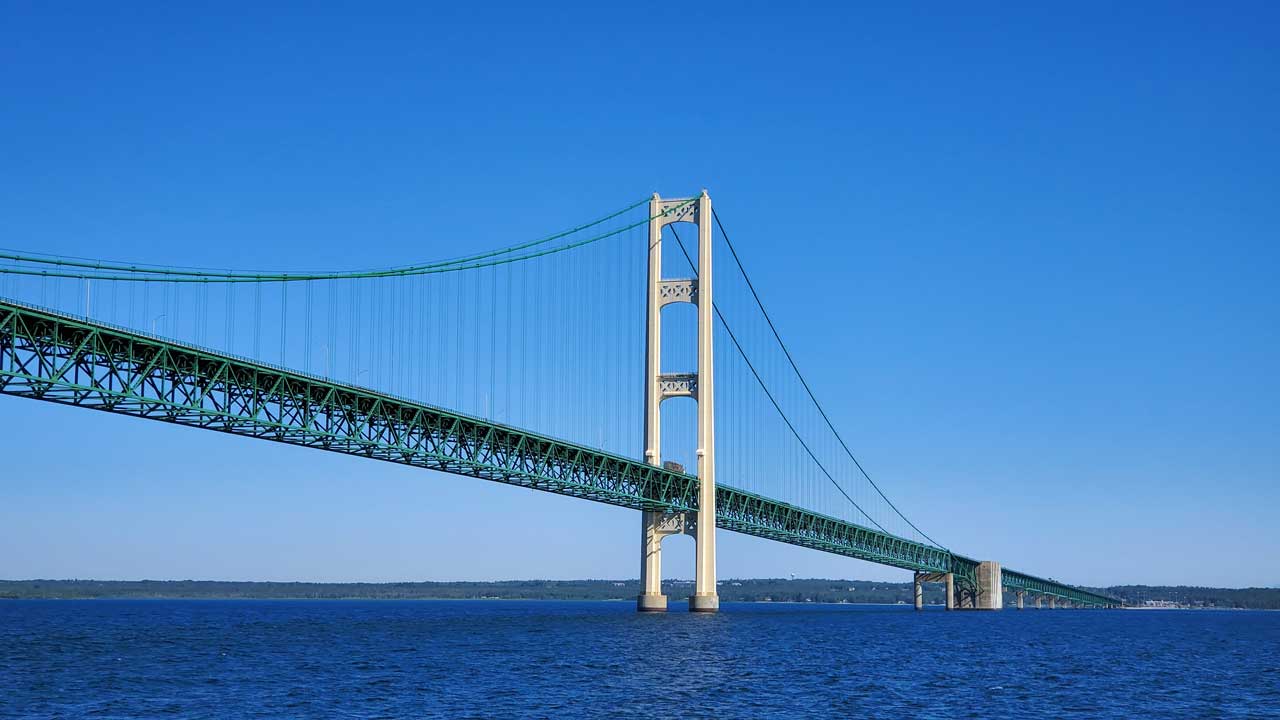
[
  {"left": 945, "top": 572, "right": 955, "bottom": 610},
  {"left": 1048, "top": 597, "right": 1057, "bottom": 609},
  {"left": 639, "top": 511, "right": 689, "bottom": 613},
  {"left": 975, "top": 561, "right": 1003, "bottom": 610},
  {"left": 1016, "top": 591, "right": 1025, "bottom": 610},
  {"left": 912, "top": 572, "right": 948, "bottom": 612},
  {"left": 689, "top": 594, "right": 720, "bottom": 613},
  {"left": 1035, "top": 596, "right": 1043, "bottom": 609},
  {"left": 637, "top": 593, "right": 668, "bottom": 612}
]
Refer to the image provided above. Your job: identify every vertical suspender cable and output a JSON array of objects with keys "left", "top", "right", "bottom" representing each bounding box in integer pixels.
[
  {"left": 666, "top": 224, "right": 888, "bottom": 534},
  {"left": 711, "top": 209, "right": 942, "bottom": 548}
]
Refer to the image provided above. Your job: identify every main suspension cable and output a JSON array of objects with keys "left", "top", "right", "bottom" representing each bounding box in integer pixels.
[
  {"left": 665, "top": 224, "right": 891, "bottom": 536},
  {"left": 0, "top": 197, "right": 689, "bottom": 284},
  {"left": 711, "top": 207, "right": 945, "bottom": 549}
]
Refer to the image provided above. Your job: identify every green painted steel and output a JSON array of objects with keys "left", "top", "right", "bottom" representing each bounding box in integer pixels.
[
  {"left": 0, "top": 298, "right": 1114, "bottom": 606},
  {"left": 1001, "top": 568, "right": 1114, "bottom": 607},
  {"left": 0, "top": 196, "right": 687, "bottom": 284}
]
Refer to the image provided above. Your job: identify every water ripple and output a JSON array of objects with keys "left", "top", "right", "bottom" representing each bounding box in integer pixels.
[{"left": 1, "top": 600, "right": 1277, "bottom": 718}]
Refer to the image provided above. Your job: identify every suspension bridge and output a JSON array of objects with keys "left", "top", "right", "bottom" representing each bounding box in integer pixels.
[{"left": 0, "top": 191, "right": 1117, "bottom": 611}]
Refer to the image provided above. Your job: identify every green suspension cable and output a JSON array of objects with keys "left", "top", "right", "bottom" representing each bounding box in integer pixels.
[
  {"left": 711, "top": 208, "right": 945, "bottom": 549},
  {"left": 0, "top": 197, "right": 648, "bottom": 279},
  {"left": 0, "top": 197, "right": 691, "bottom": 284},
  {"left": 666, "top": 224, "right": 891, "bottom": 536}
]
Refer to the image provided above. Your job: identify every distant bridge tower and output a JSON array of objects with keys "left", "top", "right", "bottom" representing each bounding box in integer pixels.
[{"left": 638, "top": 191, "right": 719, "bottom": 613}]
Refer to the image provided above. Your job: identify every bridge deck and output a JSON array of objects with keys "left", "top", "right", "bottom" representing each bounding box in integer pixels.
[{"left": 0, "top": 298, "right": 1114, "bottom": 606}]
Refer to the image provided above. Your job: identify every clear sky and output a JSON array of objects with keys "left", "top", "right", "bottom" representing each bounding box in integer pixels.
[{"left": 1, "top": 2, "right": 1276, "bottom": 588}]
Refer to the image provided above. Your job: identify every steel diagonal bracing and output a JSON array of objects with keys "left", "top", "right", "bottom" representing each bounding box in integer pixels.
[
  {"left": 1001, "top": 568, "right": 1113, "bottom": 606},
  {"left": 0, "top": 299, "right": 1113, "bottom": 605}
]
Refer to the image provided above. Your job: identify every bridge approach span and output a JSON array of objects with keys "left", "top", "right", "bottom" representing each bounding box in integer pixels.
[{"left": 0, "top": 298, "right": 1115, "bottom": 607}]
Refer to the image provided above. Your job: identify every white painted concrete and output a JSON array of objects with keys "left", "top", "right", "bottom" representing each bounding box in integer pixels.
[
  {"left": 691, "top": 191, "right": 718, "bottom": 612},
  {"left": 976, "top": 561, "right": 1003, "bottom": 610},
  {"left": 639, "top": 192, "right": 719, "bottom": 613}
]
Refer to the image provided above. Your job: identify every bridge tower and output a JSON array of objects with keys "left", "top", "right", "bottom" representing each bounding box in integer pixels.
[{"left": 638, "top": 191, "right": 719, "bottom": 613}]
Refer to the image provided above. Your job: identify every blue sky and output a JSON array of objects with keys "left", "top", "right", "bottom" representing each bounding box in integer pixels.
[{"left": 1, "top": 2, "right": 1276, "bottom": 587}]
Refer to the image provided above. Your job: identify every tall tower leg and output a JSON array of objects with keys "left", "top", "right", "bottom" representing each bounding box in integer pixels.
[
  {"left": 637, "top": 191, "right": 716, "bottom": 613},
  {"left": 689, "top": 190, "right": 719, "bottom": 613},
  {"left": 638, "top": 193, "right": 667, "bottom": 613}
]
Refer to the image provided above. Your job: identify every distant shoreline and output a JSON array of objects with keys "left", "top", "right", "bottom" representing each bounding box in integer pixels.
[
  {"left": 4, "top": 597, "right": 1275, "bottom": 612},
  {"left": 2, "top": 594, "right": 931, "bottom": 604},
  {"left": 2, "top": 579, "right": 1277, "bottom": 609}
]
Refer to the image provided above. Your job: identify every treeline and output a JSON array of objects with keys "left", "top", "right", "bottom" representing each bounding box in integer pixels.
[
  {"left": 1104, "top": 585, "right": 1280, "bottom": 610},
  {"left": 3, "top": 579, "right": 1277, "bottom": 608},
  {"left": 0, "top": 579, "right": 941, "bottom": 604}
]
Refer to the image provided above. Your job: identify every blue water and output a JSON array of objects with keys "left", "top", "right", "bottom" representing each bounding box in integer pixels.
[{"left": 2, "top": 600, "right": 1277, "bottom": 719}]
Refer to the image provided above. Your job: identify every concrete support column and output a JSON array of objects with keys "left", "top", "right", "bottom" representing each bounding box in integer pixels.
[
  {"left": 1048, "top": 597, "right": 1057, "bottom": 609},
  {"left": 944, "top": 573, "right": 955, "bottom": 611},
  {"left": 638, "top": 511, "right": 667, "bottom": 612},
  {"left": 914, "top": 572, "right": 924, "bottom": 611},
  {"left": 975, "top": 561, "right": 1003, "bottom": 610},
  {"left": 1035, "top": 595, "right": 1043, "bottom": 609},
  {"left": 689, "top": 191, "right": 718, "bottom": 614},
  {"left": 1016, "top": 591, "right": 1025, "bottom": 610}
]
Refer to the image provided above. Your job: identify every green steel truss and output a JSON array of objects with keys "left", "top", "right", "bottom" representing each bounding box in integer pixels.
[
  {"left": 1001, "top": 568, "right": 1114, "bottom": 606},
  {"left": 0, "top": 298, "right": 1114, "bottom": 606}
]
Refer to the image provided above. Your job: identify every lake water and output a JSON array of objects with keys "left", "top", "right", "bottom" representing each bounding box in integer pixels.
[{"left": 2, "top": 600, "right": 1277, "bottom": 718}]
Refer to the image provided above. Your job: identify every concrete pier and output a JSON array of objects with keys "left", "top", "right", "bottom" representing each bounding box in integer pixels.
[
  {"left": 945, "top": 572, "right": 955, "bottom": 610},
  {"left": 913, "top": 571, "right": 950, "bottom": 611},
  {"left": 638, "top": 510, "right": 666, "bottom": 612},
  {"left": 1016, "top": 591, "right": 1025, "bottom": 610},
  {"left": 975, "top": 561, "right": 1003, "bottom": 610},
  {"left": 637, "top": 592, "right": 667, "bottom": 612},
  {"left": 689, "top": 594, "right": 720, "bottom": 612},
  {"left": 1035, "top": 595, "right": 1043, "bottom": 609}
]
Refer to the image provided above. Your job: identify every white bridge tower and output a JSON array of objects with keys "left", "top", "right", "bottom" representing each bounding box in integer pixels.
[{"left": 637, "top": 191, "right": 719, "bottom": 613}]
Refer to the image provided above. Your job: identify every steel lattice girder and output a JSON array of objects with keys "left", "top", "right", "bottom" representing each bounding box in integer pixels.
[
  {"left": 0, "top": 301, "right": 698, "bottom": 512},
  {"left": 0, "top": 298, "right": 1109, "bottom": 602},
  {"left": 1001, "top": 568, "right": 1114, "bottom": 606}
]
